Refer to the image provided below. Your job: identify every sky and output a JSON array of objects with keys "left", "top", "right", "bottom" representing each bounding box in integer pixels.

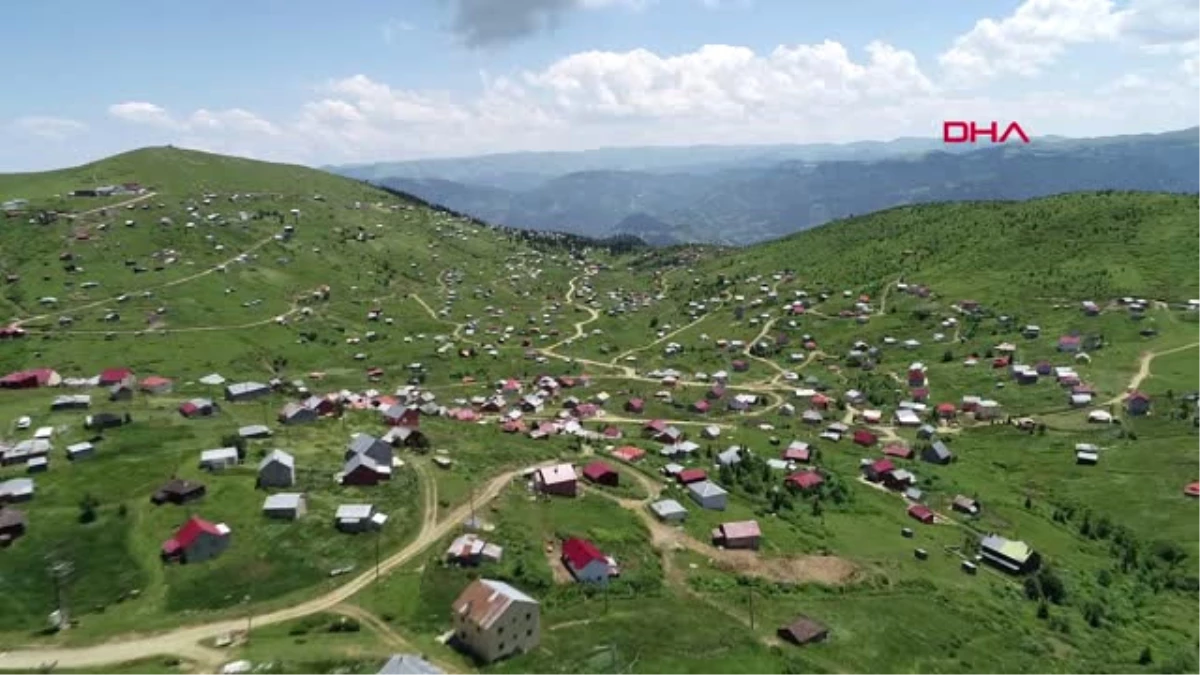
[{"left": 2, "top": 0, "right": 1197, "bottom": 171}]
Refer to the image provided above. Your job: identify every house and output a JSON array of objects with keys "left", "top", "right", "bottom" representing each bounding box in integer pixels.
[
  {"left": 304, "top": 395, "right": 336, "bottom": 415},
  {"left": 649, "top": 499, "right": 688, "bottom": 522},
  {"left": 224, "top": 381, "right": 271, "bottom": 402},
  {"left": 907, "top": 504, "right": 935, "bottom": 524},
  {"left": 535, "top": 463, "right": 578, "bottom": 497},
  {"left": 279, "top": 402, "right": 318, "bottom": 425},
  {"left": 717, "top": 446, "right": 742, "bottom": 466},
  {"left": 239, "top": 424, "right": 272, "bottom": 439},
  {"left": 952, "top": 495, "right": 980, "bottom": 515},
  {"left": 383, "top": 425, "right": 428, "bottom": 448},
  {"left": 98, "top": 367, "right": 134, "bottom": 387},
  {"left": 109, "top": 383, "right": 134, "bottom": 402},
  {"left": 731, "top": 359, "right": 749, "bottom": 372},
  {"left": 922, "top": 441, "right": 954, "bottom": 465},
  {"left": 581, "top": 461, "right": 619, "bottom": 487},
  {"left": 777, "top": 616, "right": 829, "bottom": 646},
  {"left": 140, "top": 376, "right": 174, "bottom": 394},
  {"left": 346, "top": 434, "right": 393, "bottom": 467},
  {"left": 1057, "top": 335, "right": 1082, "bottom": 353},
  {"left": 85, "top": 412, "right": 127, "bottom": 430},
  {"left": 691, "top": 399, "right": 710, "bottom": 414},
  {"left": 782, "top": 441, "right": 812, "bottom": 463},
  {"left": 1087, "top": 409, "right": 1113, "bottom": 424},
  {"left": 882, "top": 443, "right": 913, "bottom": 459},
  {"left": 624, "top": 398, "right": 645, "bottom": 414},
  {"left": 687, "top": 480, "right": 728, "bottom": 510},
  {"left": 979, "top": 534, "right": 1040, "bottom": 574},
  {"left": 383, "top": 404, "right": 421, "bottom": 427},
  {"left": 785, "top": 470, "right": 824, "bottom": 492},
  {"left": 450, "top": 579, "right": 540, "bottom": 664},
  {"left": 936, "top": 403, "right": 957, "bottom": 420},
  {"left": 151, "top": 479, "right": 206, "bottom": 505},
  {"left": 654, "top": 426, "right": 684, "bottom": 444},
  {"left": 801, "top": 409, "right": 824, "bottom": 425},
  {"left": 677, "top": 468, "right": 707, "bottom": 485},
  {"left": 257, "top": 449, "right": 296, "bottom": 488},
  {"left": 199, "top": 447, "right": 240, "bottom": 471},
  {"left": 1076, "top": 448, "right": 1099, "bottom": 465},
  {"left": 611, "top": 446, "right": 645, "bottom": 463},
  {"left": 376, "top": 654, "right": 445, "bottom": 675},
  {"left": 561, "top": 538, "right": 615, "bottom": 583},
  {"left": 335, "top": 503, "right": 388, "bottom": 532},
  {"left": 861, "top": 457, "right": 894, "bottom": 482},
  {"left": 51, "top": 394, "right": 91, "bottom": 411},
  {"left": 3, "top": 439, "right": 51, "bottom": 466},
  {"left": 0, "top": 478, "right": 34, "bottom": 503},
  {"left": 161, "top": 515, "right": 231, "bottom": 563},
  {"left": 0, "top": 368, "right": 60, "bottom": 389},
  {"left": 66, "top": 441, "right": 95, "bottom": 461},
  {"left": 262, "top": 493, "right": 307, "bottom": 520},
  {"left": 852, "top": 430, "right": 877, "bottom": 447},
  {"left": 712, "top": 520, "right": 760, "bottom": 549},
  {"left": 341, "top": 453, "right": 391, "bottom": 485},
  {"left": 1125, "top": 391, "right": 1151, "bottom": 416},
  {"left": 0, "top": 508, "right": 28, "bottom": 545},
  {"left": 446, "top": 533, "right": 503, "bottom": 566},
  {"left": 893, "top": 409, "right": 921, "bottom": 427},
  {"left": 179, "top": 398, "right": 216, "bottom": 418}
]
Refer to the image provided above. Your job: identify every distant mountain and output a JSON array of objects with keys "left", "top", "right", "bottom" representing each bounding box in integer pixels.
[{"left": 338, "top": 128, "right": 1199, "bottom": 245}]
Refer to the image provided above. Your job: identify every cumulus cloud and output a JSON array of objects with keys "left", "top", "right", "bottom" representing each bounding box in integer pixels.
[
  {"left": 109, "top": 102, "right": 280, "bottom": 135},
  {"left": 96, "top": 0, "right": 1197, "bottom": 164},
  {"left": 11, "top": 116, "right": 88, "bottom": 141}
]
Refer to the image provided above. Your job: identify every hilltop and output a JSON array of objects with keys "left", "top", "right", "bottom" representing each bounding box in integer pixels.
[{"left": 0, "top": 148, "right": 1196, "bottom": 675}]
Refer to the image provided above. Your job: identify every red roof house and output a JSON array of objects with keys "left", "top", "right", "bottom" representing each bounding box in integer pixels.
[
  {"left": 677, "top": 468, "right": 707, "bottom": 485},
  {"left": 99, "top": 368, "right": 134, "bottom": 386},
  {"left": 882, "top": 443, "right": 913, "bottom": 459},
  {"left": 1185, "top": 482, "right": 1200, "bottom": 498},
  {"left": 624, "top": 398, "right": 645, "bottom": 414},
  {"left": 1125, "top": 391, "right": 1151, "bottom": 416},
  {"left": 561, "top": 538, "right": 613, "bottom": 583},
  {"left": 0, "top": 368, "right": 60, "bottom": 389},
  {"left": 810, "top": 393, "right": 830, "bottom": 410},
  {"left": 936, "top": 403, "right": 956, "bottom": 419},
  {"left": 582, "top": 461, "right": 619, "bottom": 487},
  {"left": 907, "top": 504, "right": 935, "bottom": 524},
  {"left": 711, "top": 520, "right": 760, "bottom": 550},
  {"left": 785, "top": 471, "right": 824, "bottom": 492},
  {"left": 863, "top": 458, "right": 895, "bottom": 482},
  {"left": 692, "top": 400, "right": 711, "bottom": 414},
  {"left": 385, "top": 405, "right": 421, "bottom": 427},
  {"left": 781, "top": 443, "right": 811, "bottom": 462},
  {"left": 140, "top": 375, "right": 174, "bottom": 394},
  {"left": 852, "top": 430, "right": 878, "bottom": 447},
  {"left": 161, "top": 515, "right": 231, "bottom": 563}
]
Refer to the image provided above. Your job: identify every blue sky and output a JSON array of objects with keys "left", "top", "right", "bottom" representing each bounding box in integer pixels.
[{"left": 2, "top": 0, "right": 1196, "bottom": 170}]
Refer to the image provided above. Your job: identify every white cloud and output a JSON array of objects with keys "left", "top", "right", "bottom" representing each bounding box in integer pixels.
[
  {"left": 96, "top": 2, "right": 1196, "bottom": 164},
  {"left": 109, "top": 102, "right": 280, "bottom": 136},
  {"left": 11, "top": 116, "right": 88, "bottom": 141}
]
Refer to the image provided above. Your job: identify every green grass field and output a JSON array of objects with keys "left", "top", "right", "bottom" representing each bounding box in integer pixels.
[{"left": 0, "top": 149, "right": 1196, "bottom": 673}]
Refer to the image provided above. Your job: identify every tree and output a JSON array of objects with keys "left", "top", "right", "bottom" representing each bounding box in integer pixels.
[
  {"left": 78, "top": 494, "right": 99, "bottom": 524},
  {"left": 811, "top": 498, "right": 823, "bottom": 517},
  {"left": 1139, "top": 646, "right": 1153, "bottom": 665},
  {"left": 1037, "top": 601, "right": 1050, "bottom": 619}
]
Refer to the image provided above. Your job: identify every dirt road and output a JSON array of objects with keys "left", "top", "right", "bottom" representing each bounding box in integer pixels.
[
  {"left": 66, "top": 192, "right": 159, "bottom": 219},
  {"left": 1102, "top": 342, "right": 1198, "bottom": 405},
  {"left": 0, "top": 463, "right": 542, "bottom": 670}
]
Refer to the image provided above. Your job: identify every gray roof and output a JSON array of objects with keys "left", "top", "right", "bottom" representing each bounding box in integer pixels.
[
  {"left": 688, "top": 480, "right": 728, "bottom": 498},
  {"left": 239, "top": 424, "right": 272, "bottom": 437},
  {"left": 928, "top": 441, "right": 952, "bottom": 458},
  {"left": 716, "top": 447, "right": 742, "bottom": 465},
  {"left": 258, "top": 449, "right": 295, "bottom": 471},
  {"left": 200, "top": 447, "right": 239, "bottom": 462},
  {"left": 650, "top": 499, "right": 687, "bottom": 517},
  {"left": 227, "top": 381, "right": 268, "bottom": 395},
  {"left": 377, "top": 654, "right": 445, "bottom": 675},
  {"left": 263, "top": 493, "right": 304, "bottom": 510},
  {"left": 337, "top": 503, "right": 375, "bottom": 520},
  {"left": 344, "top": 452, "right": 385, "bottom": 474},
  {"left": 348, "top": 433, "right": 385, "bottom": 455},
  {"left": 479, "top": 578, "right": 537, "bottom": 604},
  {"left": 0, "top": 478, "right": 34, "bottom": 496}
]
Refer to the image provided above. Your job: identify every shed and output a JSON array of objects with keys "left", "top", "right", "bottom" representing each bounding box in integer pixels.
[
  {"left": 777, "top": 616, "right": 829, "bottom": 646},
  {"left": 649, "top": 499, "right": 688, "bottom": 522},
  {"left": 262, "top": 492, "right": 306, "bottom": 520}
]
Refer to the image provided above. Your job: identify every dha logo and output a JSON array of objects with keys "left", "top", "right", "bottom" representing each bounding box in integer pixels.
[{"left": 942, "top": 121, "right": 1030, "bottom": 144}]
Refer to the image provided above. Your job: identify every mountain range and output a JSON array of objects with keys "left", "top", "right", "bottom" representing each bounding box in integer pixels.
[{"left": 328, "top": 127, "right": 1199, "bottom": 245}]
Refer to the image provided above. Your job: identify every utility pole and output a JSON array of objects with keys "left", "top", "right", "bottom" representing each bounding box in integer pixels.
[
  {"left": 243, "top": 594, "right": 252, "bottom": 642},
  {"left": 47, "top": 558, "right": 74, "bottom": 631},
  {"left": 748, "top": 586, "right": 755, "bottom": 630},
  {"left": 374, "top": 529, "right": 381, "bottom": 587}
]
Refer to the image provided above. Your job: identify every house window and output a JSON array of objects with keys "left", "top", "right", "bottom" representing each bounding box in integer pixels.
[
  {"left": 526, "top": 612, "right": 532, "bottom": 621},
  {"left": 498, "top": 627, "right": 504, "bottom": 635},
  {"left": 499, "top": 642, "right": 506, "bottom": 652},
  {"left": 526, "top": 628, "right": 533, "bottom": 637},
  {"left": 458, "top": 631, "right": 466, "bottom": 640}
]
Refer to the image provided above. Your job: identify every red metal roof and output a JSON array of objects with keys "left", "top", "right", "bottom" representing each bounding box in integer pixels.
[
  {"left": 853, "top": 430, "right": 877, "bottom": 445},
  {"left": 164, "top": 515, "right": 224, "bottom": 552},
  {"left": 720, "top": 520, "right": 760, "bottom": 539},
  {"left": 100, "top": 367, "right": 132, "bottom": 382},
  {"left": 786, "top": 471, "right": 824, "bottom": 490},
  {"left": 677, "top": 468, "right": 707, "bottom": 484},
  {"left": 1185, "top": 482, "right": 1200, "bottom": 497},
  {"left": 582, "top": 461, "right": 616, "bottom": 481},
  {"left": 612, "top": 446, "right": 645, "bottom": 461},
  {"left": 882, "top": 444, "right": 912, "bottom": 458},
  {"left": 561, "top": 537, "right": 606, "bottom": 571},
  {"left": 907, "top": 504, "right": 934, "bottom": 522},
  {"left": 870, "top": 458, "right": 895, "bottom": 474}
]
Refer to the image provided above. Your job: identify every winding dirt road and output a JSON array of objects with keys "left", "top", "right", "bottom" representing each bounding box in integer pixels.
[{"left": 1101, "top": 342, "right": 1198, "bottom": 405}]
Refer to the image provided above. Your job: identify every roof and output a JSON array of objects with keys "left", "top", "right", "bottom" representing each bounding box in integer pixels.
[
  {"left": 908, "top": 504, "right": 934, "bottom": 519},
  {"left": 612, "top": 446, "right": 645, "bottom": 461},
  {"left": 263, "top": 493, "right": 304, "bottom": 510},
  {"left": 452, "top": 579, "right": 537, "bottom": 631},
  {"left": 779, "top": 616, "right": 828, "bottom": 644},
  {"left": 336, "top": 503, "right": 375, "bottom": 520},
  {"left": 650, "top": 499, "right": 687, "bottom": 516},
  {"left": 980, "top": 534, "right": 1033, "bottom": 563},
  {"left": 100, "top": 367, "right": 132, "bottom": 381},
  {"left": 786, "top": 471, "right": 824, "bottom": 490},
  {"left": 677, "top": 468, "right": 707, "bottom": 482},
  {"left": 201, "top": 447, "right": 238, "bottom": 462},
  {"left": 720, "top": 520, "right": 761, "bottom": 539},
  {"left": 377, "top": 654, "right": 445, "bottom": 675},
  {"left": 869, "top": 458, "right": 895, "bottom": 474},
  {"left": 582, "top": 461, "right": 616, "bottom": 480},
  {"left": 227, "top": 381, "right": 268, "bottom": 394},
  {"left": 538, "top": 463, "right": 576, "bottom": 485},
  {"left": 168, "top": 516, "right": 227, "bottom": 549},
  {"left": 561, "top": 537, "right": 607, "bottom": 571},
  {"left": 258, "top": 449, "right": 295, "bottom": 471},
  {"left": 349, "top": 433, "right": 385, "bottom": 454},
  {"left": 689, "top": 480, "right": 728, "bottom": 498}
]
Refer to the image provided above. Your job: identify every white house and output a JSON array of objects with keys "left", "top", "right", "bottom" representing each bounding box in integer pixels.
[
  {"left": 649, "top": 498, "right": 688, "bottom": 522},
  {"left": 262, "top": 493, "right": 306, "bottom": 520},
  {"left": 335, "top": 503, "right": 388, "bottom": 532},
  {"left": 199, "top": 447, "right": 240, "bottom": 470},
  {"left": 451, "top": 579, "right": 540, "bottom": 664}
]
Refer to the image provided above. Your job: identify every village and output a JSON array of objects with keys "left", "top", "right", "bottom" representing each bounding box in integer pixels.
[{"left": 0, "top": 155, "right": 1197, "bottom": 674}]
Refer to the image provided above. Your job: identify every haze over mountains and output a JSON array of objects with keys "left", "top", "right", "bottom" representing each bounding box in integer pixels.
[{"left": 329, "top": 127, "right": 1200, "bottom": 246}]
